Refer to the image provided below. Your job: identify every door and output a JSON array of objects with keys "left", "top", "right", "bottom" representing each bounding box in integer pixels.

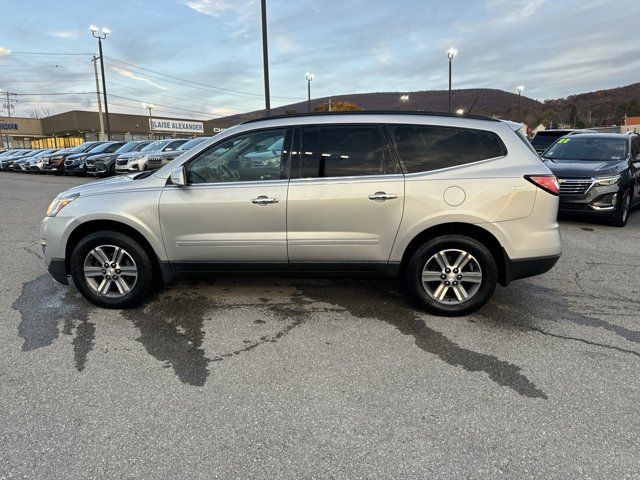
[
  {"left": 159, "top": 128, "right": 291, "bottom": 267},
  {"left": 287, "top": 124, "right": 404, "bottom": 267}
]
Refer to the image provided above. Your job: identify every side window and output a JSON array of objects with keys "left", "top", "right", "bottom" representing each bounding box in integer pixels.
[
  {"left": 165, "top": 141, "right": 182, "bottom": 151},
  {"left": 388, "top": 124, "right": 507, "bottom": 173},
  {"left": 631, "top": 138, "right": 639, "bottom": 159},
  {"left": 187, "top": 128, "right": 287, "bottom": 184},
  {"left": 295, "top": 125, "right": 398, "bottom": 178},
  {"left": 105, "top": 143, "right": 122, "bottom": 153}
]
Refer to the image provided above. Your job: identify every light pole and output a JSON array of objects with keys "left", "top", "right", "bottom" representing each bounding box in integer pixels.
[
  {"left": 517, "top": 85, "right": 525, "bottom": 122},
  {"left": 447, "top": 47, "right": 457, "bottom": 113},
  {"left": 260, "top": 0, "right": 271, "bottom": 117},
  {"left": 90, "top": 25, "right": 111, "bottom": 140},
  {"left": 305, "top": 72, "right": 315, "bottom": 112},
  {"left": 144, "top": 103, "right": 155, "bottom": 139}
]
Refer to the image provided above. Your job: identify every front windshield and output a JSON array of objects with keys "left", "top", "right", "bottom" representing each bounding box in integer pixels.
[
  {"left": 71, "top": 142, "right": 100, "bottom": 153},
  {"left": 115, "top": 141, "right": 141, "bottom": 154},
  {"left": 544, "top": 136, "right": 627, "bottom": 161},
  {"left": 88, "top": 142, "right": 117, "bottom": 154},
  {"left": 141, "top": 140, "right": 169, "bottom": 152},
  {"left": 178, "top": 137, "right": 208, "bottom": 151}
]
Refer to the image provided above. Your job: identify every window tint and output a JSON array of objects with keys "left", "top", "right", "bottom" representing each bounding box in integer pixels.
[
  {"left": 105, "top": 143, "right": 124, "bottom": 153},
  {"left": 631, "top": 138, "right": 639, "bottom": 159},
  {"left": 295, "top": 125, "right": 397, "bottom": 178},
  {"left": 187, "top": 128, "right": 287, "bottom": 184},
  {"left": 389, "top": 125, "right": 506, "bottom": 173},
  {"left": 166, "top": 140, "right": 187, "bottom": 151}
]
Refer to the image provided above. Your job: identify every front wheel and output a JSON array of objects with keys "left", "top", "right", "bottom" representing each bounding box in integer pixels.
[
  {"left": 405, "top": 235, "right": 498, "bottom": 317},
  {"left": 70, "top": 231, "right": 155, "bottom": 308},
  {"left": 610, "top": 188, "right": 631, "bottom": 227}
]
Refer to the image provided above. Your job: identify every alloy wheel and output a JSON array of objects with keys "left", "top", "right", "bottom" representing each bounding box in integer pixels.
[
  {"left": 83, "top": 245, "right": 138, "bottom": 298},
  {"left": 421, "top": 249, "right": 483, "bottom": 304}
]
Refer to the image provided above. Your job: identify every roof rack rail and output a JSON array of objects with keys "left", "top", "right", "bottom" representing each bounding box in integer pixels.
[{"left": 240, "top": 110, "right": 501, "bottom": 125}]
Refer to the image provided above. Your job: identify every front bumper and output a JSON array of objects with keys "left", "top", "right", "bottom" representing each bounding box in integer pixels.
[
  {"left": 64, "top": 163, "right": 87, "bottom": 175},
  {"left": 48, "top": 258, "right": 69, "bottom": 285},
  {"left": 558, "top": 182, "right": 621, "bottom": 214}
]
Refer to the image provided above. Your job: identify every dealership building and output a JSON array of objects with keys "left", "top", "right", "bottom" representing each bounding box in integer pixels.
[{"left": 0, "top": 110, "right": 233, "bottom": 150}]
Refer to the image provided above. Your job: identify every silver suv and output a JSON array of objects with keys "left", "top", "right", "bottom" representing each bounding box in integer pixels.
[{"left": 41, "top": 112, "right": 562, "bottom": 316}]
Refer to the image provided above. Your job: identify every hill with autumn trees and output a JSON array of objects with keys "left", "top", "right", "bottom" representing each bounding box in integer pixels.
[{"left": 214, "top": 83, "right": 640, "bottom": 129}]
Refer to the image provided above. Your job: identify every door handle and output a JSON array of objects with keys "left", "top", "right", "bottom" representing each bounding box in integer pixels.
[
  {"left": 368, "top": 192, "right": 398, "bottom": 201},
  {"left": 251, "top": 195, "right": 279, "bottom": 205}
]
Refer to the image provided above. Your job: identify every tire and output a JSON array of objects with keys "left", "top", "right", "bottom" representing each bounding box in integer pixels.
[
  {"left": 404, "top": 235, "right": 498, "bottom": 317},
  {"left": 610, "top": 188, "right": 631, "bottom": 227},
  {"left": 70, "top": 231, "right": 155, "bottom": 308}
]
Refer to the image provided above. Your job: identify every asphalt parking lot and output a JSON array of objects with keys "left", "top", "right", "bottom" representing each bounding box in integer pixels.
[{"left": 1, "top": 173, "right": 639, "bottom": 479}]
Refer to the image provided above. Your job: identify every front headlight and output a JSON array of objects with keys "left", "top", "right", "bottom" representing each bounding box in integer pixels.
[
  {"left": 594, "top": 175, "right": 621, "bottom": 187},
  {"left": 46, "top": 192, "right": 79, "bottom": 217}
]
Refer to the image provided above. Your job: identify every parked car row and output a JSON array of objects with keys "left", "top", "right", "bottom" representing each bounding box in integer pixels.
[{"left": 0, "top": 137, "right": 211, "bottom": 177}]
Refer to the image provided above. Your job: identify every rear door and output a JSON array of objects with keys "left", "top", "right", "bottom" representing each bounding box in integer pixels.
[{"left": 286, "top": 124, "right": 404, "bottom": 269}]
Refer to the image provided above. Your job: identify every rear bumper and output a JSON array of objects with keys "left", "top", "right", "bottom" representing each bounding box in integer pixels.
[{"left": 502, "top": 253, "right": 560, "bottom": 285}]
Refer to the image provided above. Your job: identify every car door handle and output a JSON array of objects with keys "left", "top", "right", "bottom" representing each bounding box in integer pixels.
[
  {"left": 251, "top": 195, "right": 279, "bottom": 205},
  {"left": 368, "top": 192, "right": 398, "bottom": 201}
]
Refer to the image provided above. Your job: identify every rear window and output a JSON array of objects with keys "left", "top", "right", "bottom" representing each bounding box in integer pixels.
[
  {"left": 531, "top": 132, "right": 568, "bottom": 150},
  {"left": 388, "top": 125, "right": 506, "bottom": 173}
]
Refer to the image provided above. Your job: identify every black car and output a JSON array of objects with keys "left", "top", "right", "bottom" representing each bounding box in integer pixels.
[
  {"left": 43, "top": 142, "right": 107, "bottom": 175},
  {"left": 64, "top": 141, "right": 126, "bottom": 176},
  {"left": 87, "top": 140, "right": 152, "bottom": 177},
  {"left": 542, "top": 133, "right": 640, "bottom": 227},
  {"left": 531, "top": 129, "right": 595, "bottom": 155}
]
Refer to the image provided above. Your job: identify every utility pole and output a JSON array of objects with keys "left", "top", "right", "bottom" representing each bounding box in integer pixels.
[
  {"left": 91, "top": 56, "right": 106, "bottom": 140},
  {"left": 3, "top": 90, "right": 16, "bottom": 118},
  {"left": 1, "top": 91, "right": 17, "bottom": 149},
  {"left": 90, "top": 26, "right": 111, "bottom": 140},
  {"left": 260, "top": 0, "right": 271, "bottom": 117}
]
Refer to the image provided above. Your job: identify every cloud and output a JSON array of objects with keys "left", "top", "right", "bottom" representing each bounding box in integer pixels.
[
  {"left": 371, "top": 42, "right": 392, "bottom": 65},
  {"left": 0, "top": 47, "right": 11, "bottom": 56},
  {"left": 51, "top": 30, "right": 79, "bottom": 39},
  {"left": 110, "top": 66, "right": 167, "bottom": 90},
  {"left": 184, "top": 0, "right": 230, "bottom": 16},
  {"left": 485, "top": 0, "right": 544, "bottom": 22}
]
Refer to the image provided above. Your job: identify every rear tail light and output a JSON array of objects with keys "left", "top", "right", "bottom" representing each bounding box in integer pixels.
[{"left": 524, "top": 174, "right": 559, "bottom": 196}]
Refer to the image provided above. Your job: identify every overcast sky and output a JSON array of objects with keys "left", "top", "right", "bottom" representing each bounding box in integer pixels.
[{"left": 1, "top": 0, "right": 639, "bottom": 119}]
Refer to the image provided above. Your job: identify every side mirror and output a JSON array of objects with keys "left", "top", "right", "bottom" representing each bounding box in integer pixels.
[{"left": 171, "top": 166, "right": 186, "bottom": 186}]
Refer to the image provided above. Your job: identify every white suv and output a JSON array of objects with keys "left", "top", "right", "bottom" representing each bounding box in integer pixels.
[{"left": 41, "top": 112, "right": 561, "bottom": 316}]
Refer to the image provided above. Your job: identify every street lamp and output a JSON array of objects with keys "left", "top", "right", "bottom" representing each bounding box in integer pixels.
[
  {"left": 144, "top": 103, "right": 155, "bottom": 139},
  {"left": 517, "top": 85, "right": 525, "bottom": 122},
  {"left": 305, "top": 72, "right": 315, "bottom": 113},
  {"left": 456, "top": 108, "right": 464, "bottom": 115},
  {"left": 447, "top": 47, "right": 457, "bottom": 113},
  {"left": 400, "top": 95, "right": 410, "bottom": 102},
  {"left": 90, "top": 25, "right": 111, "bottom": 140}
]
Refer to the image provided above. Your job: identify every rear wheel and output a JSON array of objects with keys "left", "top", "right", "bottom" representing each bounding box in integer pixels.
[
  {"left": 611, "top": 188, "right": 631, "bottom": 227},
  {"left": 405, "top": 235, "right": 498, "bottom": 317},
  {"left": 70, "top": 231, "right": 155, "bottom": 308}
]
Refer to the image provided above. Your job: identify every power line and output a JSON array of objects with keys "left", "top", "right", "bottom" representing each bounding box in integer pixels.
[{"left": 106, "top": 56, "right": 303, "bottom": 101}]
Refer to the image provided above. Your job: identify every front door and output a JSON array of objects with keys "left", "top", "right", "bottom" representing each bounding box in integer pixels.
[
  {"left": 159, "top": 128, "right": 291, "bottom": 268},
  {"left": 287, "top": 124, "right": 404, "bottom": 268}
]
